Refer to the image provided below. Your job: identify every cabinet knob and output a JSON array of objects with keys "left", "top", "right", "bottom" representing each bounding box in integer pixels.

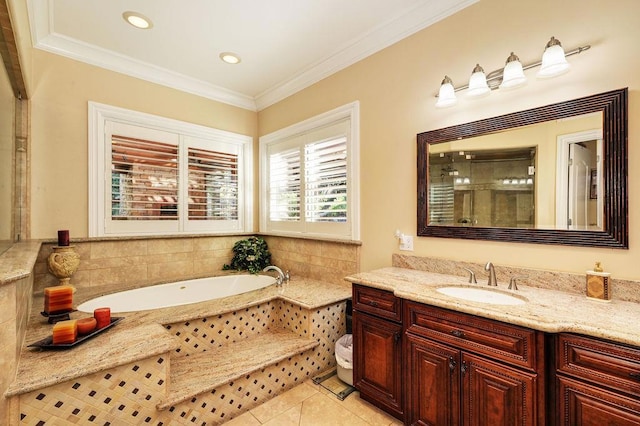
[
  {"left": 368, "top": 300, "right": 378, "bottom": 307},
  {"left": 448, "top": 356, "right": 457, "bottom": 372},
  {"left": 452, "top": 329, "right": 465, "bottom": 339}
]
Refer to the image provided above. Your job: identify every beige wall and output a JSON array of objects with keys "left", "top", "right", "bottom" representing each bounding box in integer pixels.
[
  {"left": 16, "top": 0, "right": 640, "bottom": 279},
  {"left": 29, "top": 50, "right": 258, "bottom": 240},
  {"left": 258, "top": 0, "right": 640, "bottom": 279}
]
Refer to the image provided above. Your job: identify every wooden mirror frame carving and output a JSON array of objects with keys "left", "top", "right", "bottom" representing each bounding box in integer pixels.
[{"left": 417, "top": 88, "right": 628, "bottom": 248}]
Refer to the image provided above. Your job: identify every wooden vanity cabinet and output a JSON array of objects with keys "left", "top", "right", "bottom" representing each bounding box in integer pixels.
[
  {"left": 404, "top": 301, "right": 546, "bottom": 426},
  {"left": 556, "top": 333, "right": 640, "bottom": 425},
  {"left": 352, "top": 285, "right": 404, "bottom": 420}
]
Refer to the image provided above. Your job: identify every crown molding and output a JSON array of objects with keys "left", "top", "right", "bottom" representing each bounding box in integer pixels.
[
  {"left": 254, "top": 0, "right": 479, "bottom": 110},
  {"left": 27, "top": 0, "right": 478, "bottom": 112},
  {"left": 27, "top": 0, "right": 257, "bottom": 110}
]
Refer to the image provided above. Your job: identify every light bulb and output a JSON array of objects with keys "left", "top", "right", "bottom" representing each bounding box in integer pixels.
[
  {"left": 499, "top": 52, "right": 527, "bottom": 90},
  {"left": 467, "top": 64, "right": 490, "bottom": 98},
  {"left": 435, "top": 76, "right": 457, "bottom": 108},
  {"left": 537, "top": 37, "right": 570, "bottom": 78}
]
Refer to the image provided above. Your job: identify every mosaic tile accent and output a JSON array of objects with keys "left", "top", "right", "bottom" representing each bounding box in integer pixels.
[
  {"left": 15, "top": 300, "right": 348, "bottom": 424},
  {"left": 164, "top": 303, "right": 276, "bottom": 356},
  {"left": 166, "top": 352, "right": 317, "bottom": 425},
  {"left": 19, "top": 355, "right": 168, "bottom": 425}
]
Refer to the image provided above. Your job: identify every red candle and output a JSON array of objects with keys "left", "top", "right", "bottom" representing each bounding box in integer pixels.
[
  {"left": 94, "top": 307, "right": 111, "bottom": 329},
  {"left": 57, "top": 230, "right": 70, "bottom": 246}
]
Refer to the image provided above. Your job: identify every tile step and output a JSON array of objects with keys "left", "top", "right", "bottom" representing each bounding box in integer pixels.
[{"left": 157, "top": 328, "right": 319, "bottom": 410}]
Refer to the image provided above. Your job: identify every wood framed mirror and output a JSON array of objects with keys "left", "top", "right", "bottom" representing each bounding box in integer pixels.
[{"left": 417, "top": 88, "right": 628, "bottom": 248}]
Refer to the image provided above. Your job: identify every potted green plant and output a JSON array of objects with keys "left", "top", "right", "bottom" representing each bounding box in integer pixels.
[{"left": 223, "top": 236, "right": 272, "bottom": 274}]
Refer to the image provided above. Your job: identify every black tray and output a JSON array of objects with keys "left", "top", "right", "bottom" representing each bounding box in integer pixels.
[
  {"left": 28, "top": 317, "right": 123, "bottom": 350},
  {"left": 40, "top": 309, "right": 77, "bottom": 324}
]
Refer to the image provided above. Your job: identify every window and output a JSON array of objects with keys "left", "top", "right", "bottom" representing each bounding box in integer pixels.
[
  {"left": 89, "top": 102, "right": 252, "bottom": 237},
  {"left": 259, "top": 102, "right": 359, "bottom": 240}
]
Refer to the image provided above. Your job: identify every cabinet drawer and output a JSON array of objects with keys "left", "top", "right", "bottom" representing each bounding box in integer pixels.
[
  {"left": 405, "top": 301, "right": 537, "bottom": 370},
  {"left": 557, "top": 333, "right": 640, "bottom": 398},
  {"left": 353, "top": 284, "right": 401, "bottom": 322}
]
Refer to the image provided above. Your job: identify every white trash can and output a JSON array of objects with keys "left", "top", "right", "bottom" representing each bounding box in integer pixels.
[{"left": 335, "top": 334, "right": 353, "bottom": 385}]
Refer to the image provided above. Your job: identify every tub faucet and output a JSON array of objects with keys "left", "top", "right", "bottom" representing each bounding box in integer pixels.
[
  {"left": 263, "top": 265, "right": 285, "bottom": 286},
  {"left": 485, "top": 262, "right": 498, "bottom": 286}
]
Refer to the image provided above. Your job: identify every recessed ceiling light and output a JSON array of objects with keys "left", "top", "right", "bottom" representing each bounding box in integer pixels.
[
  {"left": 123, "top": 11, "right": 153, "bottom": 29},
  {"left": 219, "top": 52, "right": 241, "bottom": 64}
]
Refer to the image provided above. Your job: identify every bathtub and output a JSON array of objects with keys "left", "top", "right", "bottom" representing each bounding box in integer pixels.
[{"left": 77, "top": 274, "right": 276, "bottom": 313}]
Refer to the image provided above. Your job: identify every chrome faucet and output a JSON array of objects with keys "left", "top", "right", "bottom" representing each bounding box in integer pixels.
[
  {"left": 484, "top": 262, "right": 498, "bottom": 286},
  {"left": 508, "top": 275, "right": 527, "bottom": 291},
  {"left": 463, "top": 268, "right": 477, "bottom": 284},
  {"left": 263, "top": 265, "right": 285, "bottom": 286}
]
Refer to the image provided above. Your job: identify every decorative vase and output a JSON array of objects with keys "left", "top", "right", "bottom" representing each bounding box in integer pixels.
[{"left": 47, "top": 245, "right": 80, "bottom": 286}]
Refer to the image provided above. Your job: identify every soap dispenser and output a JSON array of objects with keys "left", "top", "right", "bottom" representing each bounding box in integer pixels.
[{"left": 586, "top": 262, "right": 611, "bottom": 301}]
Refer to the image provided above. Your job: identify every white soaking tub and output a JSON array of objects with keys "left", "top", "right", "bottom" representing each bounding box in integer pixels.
[{"left": 77, "top": 274, "right": 276, "bottom": 313}]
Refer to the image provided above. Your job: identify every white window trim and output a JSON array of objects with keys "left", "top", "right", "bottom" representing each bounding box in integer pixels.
[
  {"left": 88, "top": 102, "right": 253, "bottom": 237},
  {"left": 259, "top": 101, "right": 360, "bottom": 241}
]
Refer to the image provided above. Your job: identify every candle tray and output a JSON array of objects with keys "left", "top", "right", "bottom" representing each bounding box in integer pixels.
[{"left": 28, "top": 317, "right": 123, "bottom": 350}]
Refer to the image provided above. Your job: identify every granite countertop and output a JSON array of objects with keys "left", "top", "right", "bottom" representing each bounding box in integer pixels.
[
  {"left": 6, "top": 277, "right": 351, "bottom": 397},
  {"left": 345, "top": 267, "right": 640, "bottom": 347},
  {"left": 0, "top": 241, "right": 42, "bottom": 285}
]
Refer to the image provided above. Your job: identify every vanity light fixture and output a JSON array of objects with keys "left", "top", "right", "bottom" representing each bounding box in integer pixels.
[
  {"left": 123, "top": 11, "right": 153, "bottom": 29},
  {"left": 434, "top": 37, "right": 590, "bottom": 108},
  {"left": 219, "top": 52, "right": 241, "bottom": 64}
]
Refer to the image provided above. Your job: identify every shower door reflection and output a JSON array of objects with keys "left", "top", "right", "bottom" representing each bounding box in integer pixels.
[{"left": 429, "top": 147, "right": 536, "bottom": 228}]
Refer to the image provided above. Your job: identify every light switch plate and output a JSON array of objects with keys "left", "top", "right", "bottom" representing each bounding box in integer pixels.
[{"left": 399, "top": 235, "right": 413, "bottom": 251}]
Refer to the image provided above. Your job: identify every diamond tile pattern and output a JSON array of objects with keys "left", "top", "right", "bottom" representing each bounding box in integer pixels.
[{"left": 17, "top": 301, "right": 347, "bottom": 425}]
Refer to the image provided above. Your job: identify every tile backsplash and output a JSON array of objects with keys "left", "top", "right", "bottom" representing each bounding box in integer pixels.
[
  {"left": 393, "top": 254, "right": 640, "bottom": 303},
  {"left": 34, "top": 235, "right": 361, "bottom": 292}
]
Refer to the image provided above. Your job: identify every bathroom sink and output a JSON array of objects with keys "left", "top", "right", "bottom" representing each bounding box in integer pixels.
[{"left": 436, "top": 286, "right": 527, "bottom": 305}]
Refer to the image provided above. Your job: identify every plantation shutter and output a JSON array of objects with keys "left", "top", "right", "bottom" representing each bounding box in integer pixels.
[
  {"left": 92, "top": 105, "right": 252, "bottom": 237},
  {"left": 429, "top": 181, "right": 455, "bottom": 224},
  {"left": 305, "top": 136, "right": 347, "bottom": 223},
  {"left": 188, "top": 147, "right": 239, "bottom": 221},
  {"left": 111, "top": 135, "right": 179, "bottom": 220},
  {"left": 262, "top": 116, "right": 352, "bottom": 238},
  {"left": 268, "top": 148, "right": 301, "bottom": 222}
]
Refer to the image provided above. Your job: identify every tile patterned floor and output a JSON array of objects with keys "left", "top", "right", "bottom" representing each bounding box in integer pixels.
[{"left": 223, "top": 378, "right": 403, "bottom": 426}]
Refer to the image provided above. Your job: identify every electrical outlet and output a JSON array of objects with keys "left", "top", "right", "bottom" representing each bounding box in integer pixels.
[{"left": 399, "top": 235, "right": 414, "bottom": 251}]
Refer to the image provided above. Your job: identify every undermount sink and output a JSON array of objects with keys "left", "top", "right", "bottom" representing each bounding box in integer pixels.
[{"left": 436, "top": 286, "right": 527, "bottom": 305}]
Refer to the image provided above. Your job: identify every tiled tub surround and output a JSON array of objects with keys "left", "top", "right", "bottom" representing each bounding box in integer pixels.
[
  {"left": 33, "top": 235, "right": 360, "bottom": 292},
  {"left": 346, "top": 259, "right": 640, "bottom": 347},
  {"left": 6, "top": 277, "right": 351, "bottom": 425},
  {"left": 0, "top": 241, "right": 41, "bottom": 425}
]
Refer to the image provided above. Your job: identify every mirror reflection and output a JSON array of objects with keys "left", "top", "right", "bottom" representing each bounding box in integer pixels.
[
  {"left": 426, "top": 112, "right": 603, "bottom": 230},
  {"left": 417, "top": 88, "right": 628, "bottom": 248},
  {"left": 429, "top": 147, "right": 536, "bottom": 228}
]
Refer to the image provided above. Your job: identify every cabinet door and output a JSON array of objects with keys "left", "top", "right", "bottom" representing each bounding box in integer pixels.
[
  {"left": 462, "top": 353, "right": 537, "bottom": 426},
  {"left": 406, "top": 333, "right": 461, "bottom": 426},
  {"left": 353, "top": 310, "right": 403, "bottom": 419},
  {"left": 558, "top": 376, "right": 640, "bottom": 425}
]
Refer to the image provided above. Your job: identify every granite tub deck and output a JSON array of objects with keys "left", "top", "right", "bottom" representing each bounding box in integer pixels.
[
  {"left": 345, "top": 267, "right": 640, "bottom": 347},
  {"left": 6, "top": 277, "right": 351, "bottom": 425}
]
